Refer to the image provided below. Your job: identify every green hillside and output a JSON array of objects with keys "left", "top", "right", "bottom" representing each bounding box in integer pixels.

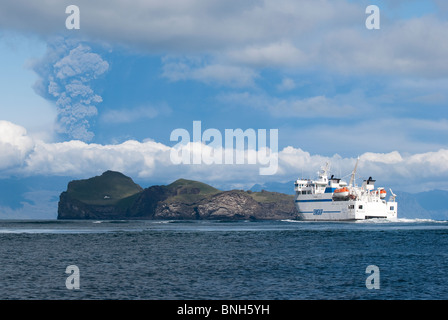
[
  {"left": 167, "top": 178, "right": 220, "bottom": 194},
  {"left": 58, "top": 172, "right": 297, "bottom": 220},
  {"left": 65, "top": 170, "right": 143, "bottom": 205},
  {"left": 247, "top": 189, "right": 294, "bottom": 203},
  {"left": 164, "top": 178, "right": 221, "bottom": 204}
]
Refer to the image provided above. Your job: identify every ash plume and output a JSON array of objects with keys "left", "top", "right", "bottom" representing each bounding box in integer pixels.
[{"left": 32, "top": 37, "right": 109, "bottom": 141}]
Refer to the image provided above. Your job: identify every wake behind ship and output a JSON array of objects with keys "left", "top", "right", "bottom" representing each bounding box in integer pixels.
[{"left": 294, "top": 160, "right": 397, "bottom": 221}]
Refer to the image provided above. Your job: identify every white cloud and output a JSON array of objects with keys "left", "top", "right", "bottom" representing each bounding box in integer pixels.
[
  {"left": 408, "top": 149, "right": 448, "bottom": 174},
  {"left": 3, "top": 0, "right": 447, "bottom": 79},
  {"left": 360, "top": 151, "right": 403, "bottom": 164},
  {"left": 23, "top": 138, "right": 171, "bottom": 178},
  {"left": 278, "top": 147, "right": 448, "bottom": 192},
  {"left": 1, "top": 120, "right": 447, "bottom": 192},
  {"left": 0, "top": 121, "right": 35, "bottom": 171}
]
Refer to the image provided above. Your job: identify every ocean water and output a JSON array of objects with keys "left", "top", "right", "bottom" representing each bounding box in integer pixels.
[{"left": 0, "top": 218, "right": 447, "bottom": 300}]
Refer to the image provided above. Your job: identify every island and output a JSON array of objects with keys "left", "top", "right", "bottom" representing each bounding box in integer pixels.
[{"left": 57, "top": 170, "right": 297, "bottom": 220}]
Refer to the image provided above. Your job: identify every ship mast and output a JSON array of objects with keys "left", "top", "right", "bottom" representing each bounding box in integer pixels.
[
  {"left": 322, "top": 162, "right": 330, "bottom": 176},
  {"left": 349, "top": 157, "right": 359, "bottom": 187}
]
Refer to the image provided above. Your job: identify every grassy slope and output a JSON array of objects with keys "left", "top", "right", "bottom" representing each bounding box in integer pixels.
[
  {"left": 247, "top": 190, "right": 294, "bottom": 203},
  {"left": 163, "top": 179, "right": 294, "bottom": 206},
  {"left": 162, "top": 178, "right": 221, "bottom": 204},
  {"left": 65, "top": 172, "right": 293, "bottom": 210},
  {"left": 66, "top": 171, "right": 143, "bottom": 205},
  {"left": 167, "top": 178, "right": 220, "bottom": 194}
]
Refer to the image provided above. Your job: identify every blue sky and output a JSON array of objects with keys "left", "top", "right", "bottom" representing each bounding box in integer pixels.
[{"left": 0, "top": 0, "right": 448, "bottom": 217}]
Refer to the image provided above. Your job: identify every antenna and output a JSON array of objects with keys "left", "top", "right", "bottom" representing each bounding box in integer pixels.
[
  {"left": 349, "top": 157, "right": 359, "bottom": 187},
  {"left": 321, "top": 162, "right": 330, "bottom": 175},
  {"left": 389, "top": 188, "right": 397, "bottom": 202}
]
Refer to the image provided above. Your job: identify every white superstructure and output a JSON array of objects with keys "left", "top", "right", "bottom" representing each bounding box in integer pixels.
[{"left": 294, "top": 160, "right": 397, "bottom": 221}]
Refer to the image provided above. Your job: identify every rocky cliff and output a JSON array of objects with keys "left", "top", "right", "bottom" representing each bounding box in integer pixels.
[{"left": 57, "top": 171, "right": 297, "bottom": 220}]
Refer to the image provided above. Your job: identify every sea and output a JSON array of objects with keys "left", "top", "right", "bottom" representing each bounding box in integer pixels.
[{"left": 0, "top": 218, "right": 447, "bottom": 301}]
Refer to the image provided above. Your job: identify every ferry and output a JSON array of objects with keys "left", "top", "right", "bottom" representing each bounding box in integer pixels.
[{"left": 294, "top": 160, "right": 397, "bottom": 220}]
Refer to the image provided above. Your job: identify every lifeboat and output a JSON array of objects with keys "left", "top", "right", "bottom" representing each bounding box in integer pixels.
[
  {"left": 333, "top": 187, "right": 349, "bottom": 198},
  {"left": 379, "top": 189, "right": 387, "bottom": 199}
]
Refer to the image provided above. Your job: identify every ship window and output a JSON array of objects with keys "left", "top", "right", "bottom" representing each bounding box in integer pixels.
[
  {"left": 390, "top": 206, "right": 394, "bottom": 211},
  {"left": 348, "top": 205, "right": 354, "bottom": 209},
  {"left": 358, "top": 205, "right": 363, "bottom": 209},
  {"left": 301, "top": 191, "right": 307, "bottom": 195}
]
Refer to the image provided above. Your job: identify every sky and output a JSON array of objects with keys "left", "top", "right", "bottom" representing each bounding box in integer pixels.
[{"left": 0, "top": 0, "right": 448, "bottom": 217}]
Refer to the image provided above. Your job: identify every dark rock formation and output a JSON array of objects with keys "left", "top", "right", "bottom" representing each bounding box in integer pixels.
[{"left": 57, "top": 171, "right": 297, "bottom": 220}]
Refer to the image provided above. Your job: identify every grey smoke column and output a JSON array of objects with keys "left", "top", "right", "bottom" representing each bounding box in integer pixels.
[{"left": 33, "top": 38, "right": 109, "bottom": 141}]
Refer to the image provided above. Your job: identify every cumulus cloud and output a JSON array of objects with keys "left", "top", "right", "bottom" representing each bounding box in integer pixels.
[
  {"left": 360, "top": 151, "right": 403, "bottom": 164},
  {"left": 23, "top": 139, "right": 170, "bottom": 178},
  {"left": 1, "top": 121, "right": 448, "bottom": 192},
  {"left": 32, "top": 38, "right": 109, "bottom": 141},
  {"left": 279, "top": 147, "right": 448, "bottom": 192},
  {"left": 0, "top": 121, "right": 34, "bottom": 171}
]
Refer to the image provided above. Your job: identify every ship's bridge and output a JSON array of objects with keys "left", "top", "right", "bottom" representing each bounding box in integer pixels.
[
  {"left": 295, "top": 163, "right": 347, "bottom": 196},
  {"left": 295, "top": 175, "right": 346, "bottom": 195},
  {"left": 294, "top": 179, "right": 314, "bottom": 194}
]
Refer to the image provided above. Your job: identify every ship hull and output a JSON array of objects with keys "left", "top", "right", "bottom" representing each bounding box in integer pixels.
[{"left": 294, "top": 194, "right": 397, "bottom": 221}]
